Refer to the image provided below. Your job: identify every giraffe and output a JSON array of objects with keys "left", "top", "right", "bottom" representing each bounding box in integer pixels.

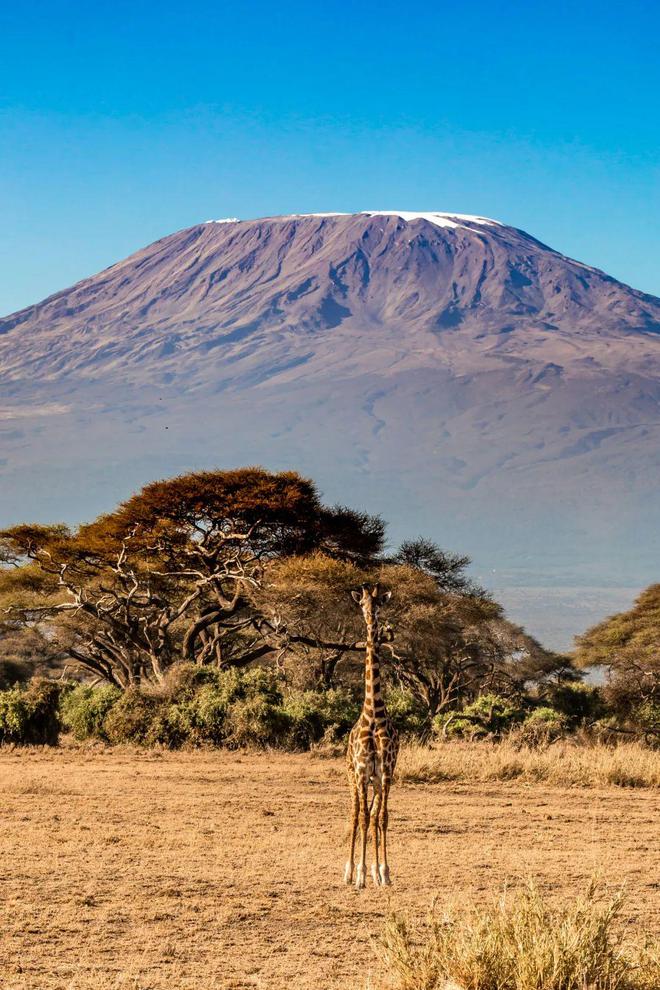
[{"left": 344, "top": 584, "right": 399, "bottom": 889}]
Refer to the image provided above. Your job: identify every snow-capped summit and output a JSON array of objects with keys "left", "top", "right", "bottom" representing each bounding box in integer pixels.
[
  {"left": 206, "top": 210, "right": 503, "bottom": 230},
  {"left": 1, "top": 209, "right": 660, "bottom": 609},
  {"left": 363, "top": 210, "right": 502, "bottom": 228}
]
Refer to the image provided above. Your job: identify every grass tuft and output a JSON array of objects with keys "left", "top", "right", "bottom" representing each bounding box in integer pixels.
[{"left": 375, "top": 881, "right": 660, "bottom": 990}]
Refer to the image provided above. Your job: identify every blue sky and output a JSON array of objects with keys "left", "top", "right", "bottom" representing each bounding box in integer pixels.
[{"left": 1, "top": 0, "right": 658, "bottom": 315}]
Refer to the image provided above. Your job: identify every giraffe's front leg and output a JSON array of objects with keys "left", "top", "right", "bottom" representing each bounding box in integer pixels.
[
  {"left": 344, "top": 777, "right": 359, "bottom": 884},
  {"left": 371, "top": 783, "right": 383, "bottom": 886},
  {"left": 355, "top": 777, "right": 369, "bottom": 889}
]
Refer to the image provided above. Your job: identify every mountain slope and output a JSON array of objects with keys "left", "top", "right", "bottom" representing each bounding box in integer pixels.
[
  {"left": 2, "top": 211, "right": 658, "bottom": 383},
  {"left": 2, "top": 211, "right": 660, "bottom": 644}
]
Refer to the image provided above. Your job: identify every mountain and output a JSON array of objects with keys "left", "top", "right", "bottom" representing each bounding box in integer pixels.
[{"left": 2, "top": 211, "right": 660, "bottom": 646}]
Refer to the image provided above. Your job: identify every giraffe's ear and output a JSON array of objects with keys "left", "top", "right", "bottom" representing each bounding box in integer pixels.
[
  {"left": 351, "top": 590, "right": 362, "bottom": 604},
  {"left": 377, "top": 590, "right": 392, "bottom": 606}
]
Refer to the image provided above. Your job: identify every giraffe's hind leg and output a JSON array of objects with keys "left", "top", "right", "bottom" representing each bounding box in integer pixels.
[
  {"left": 378, "top": 776, "right": 392, "bottom": 886},
  {"left": 371, "top": 776, "right": 383, "bottom": 885},
  {"left": 344, "top": 774, "right": 359, "bottom": 884}
]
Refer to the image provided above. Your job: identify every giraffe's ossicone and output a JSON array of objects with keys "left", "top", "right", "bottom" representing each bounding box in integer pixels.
[{"left": 344, "top": 584, "right": 399, "bottom": 889}]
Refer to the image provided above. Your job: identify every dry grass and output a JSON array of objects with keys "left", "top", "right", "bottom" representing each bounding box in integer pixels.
[
  {"left": 376, "top": 882, "right": 660, "bottom": 990},
  {"left": 0, "top": 748, "right": 658, "bottom": 989},
  {"left": 396, "top": 740, "right": 660, "bottom": 789}
]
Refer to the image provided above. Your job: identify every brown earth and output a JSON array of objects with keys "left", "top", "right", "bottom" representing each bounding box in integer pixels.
[{"left": 1, "top": 748, "right": 658, "bottom": 990}]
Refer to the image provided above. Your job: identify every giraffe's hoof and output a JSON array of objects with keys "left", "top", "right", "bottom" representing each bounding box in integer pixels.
[
  {"left": 371, "top": 863, "right": 381, "bottom": 885},
  {"left": 379, "top": 865, "right": 392, "bottom": 886},
  {"left": 355, "top": 865, "right": 366, "bottom": 889},
  {"left": 343, "top": 862, "right": 353, "bottom": 884}
]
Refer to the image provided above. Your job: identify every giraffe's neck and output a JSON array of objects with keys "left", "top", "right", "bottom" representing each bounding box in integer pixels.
[{"left": 363, "top": 619, "right": 385, "bottom": 719}]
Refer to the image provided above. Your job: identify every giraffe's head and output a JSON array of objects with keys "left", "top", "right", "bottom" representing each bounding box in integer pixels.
[{"left": 351, "top": 584, "right": 392, "bottom": 636}]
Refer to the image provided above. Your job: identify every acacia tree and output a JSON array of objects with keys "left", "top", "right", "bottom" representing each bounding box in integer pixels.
[
  {"left": 0, "top": 469, "right": 384, "bottom": 687},
  {"left": 111, "top": 472, "right": 383, "bottom": 669},
  {"left": 255, "top": 554, "right": 563, "bottom": 718},
  {"left": 1, "top": 467, "right": 569, "bottom": 713},
  {"left": 255, "top": 539, "right": 490, "bottom": 691},
  {"left": 575, "top": 585, "right": 660, "bottom": 737},
  {"left": 377, "top": 565, "right": 559, "bottom": 719},
  {"left": 0, "top": 522, "right": 195, "bottom": 687},
  {"left": 253, "top": 554, "right": 370, "bottom": 689},
  {"left": 391, "top": 538, "right": 487, "bottom": 596}
]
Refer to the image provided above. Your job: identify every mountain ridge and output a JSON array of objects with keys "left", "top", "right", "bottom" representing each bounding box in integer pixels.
[
  {"left": 3, "top": 211, "right": 658, "bottom": 376},
  {"left": 2, "top": 211, "right": 660, "bottom": 646}
]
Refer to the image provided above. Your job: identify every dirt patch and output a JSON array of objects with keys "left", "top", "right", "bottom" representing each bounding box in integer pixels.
[{"left": 1, "top": 749, "right": 658, "bottom": 989}]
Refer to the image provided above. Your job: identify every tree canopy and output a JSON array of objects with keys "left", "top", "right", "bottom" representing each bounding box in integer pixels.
[
  {"left": 0, "top": 468, "right": 383, "bottom": 688},
  {"left": 0, "top": 466, "right": 579, "bottom": 729},
  {"left": 575, "top": 584, "right": 660, "bottom": 737}
]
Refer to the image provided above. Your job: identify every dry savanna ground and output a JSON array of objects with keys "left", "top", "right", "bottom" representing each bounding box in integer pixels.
[{"left": 1, "top": 746, "right": 658, "bottom": 990}]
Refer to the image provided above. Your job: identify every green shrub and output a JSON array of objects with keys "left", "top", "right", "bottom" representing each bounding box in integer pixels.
[
  {"left": 145, "top": 683, "right": 230, "bottom": 747},
  {"left": 157, "top": 661, "right": 225, "bottom": 701},
  {"left": 281, "top": 687, "right": 359, "bottom": 748},
  {"left": 635, "top": 701, "right": 660, "bottom": 736},
  {"left": 238, "top": 667, "right": 284, "bottom": 705},
  {"left": 516, "top": 707, "right": 568, "bottom": 746},
  {"left": 280, "top": 691, "right": 325, "bottom": 748},
  {"left": 187, "top": 683, "right": 230, "bottom": 742},
  {"left": 53, "top": 666, "right": 294, "bottom": 749},
  {"left": 60, "top": 684, "right": 122, "bottom": 741},
  {"left": 0, "top": 678, "right": 61, "bottom": 745},
  {"left": 224, "top": 695, "right": 292, "bottom": 748},
  {"left": 143, "top": 701, "right": 192, "bottom": 747},
  {"left": 191, "top": 667, "right": 287, "bottom": 747},
  {"left": 433, "top": 712, "right": 478, "bottom": 739},
  {"left": 102, "top": 689, "right": 160, "bottom": 745},
  {"left": 22, "top": 678, "right": 61, "bottom": 745},
  {"left": 433, "top": 693, "right": 525, "bottom": 740},
  {"left": 313, "top": 687, "right": 360, "bottom": 737},
  {"left": 385, "top": 686, "right": 427, "bottom": 736},
  {"left": 546, "top": 681, "right": 604, "bottom": 723},
  {"left": 0, "top": 663, "right": 418, "bottom": 750},
  {"left": 0, "top": 686, "right": 30, "bottom": 743}
]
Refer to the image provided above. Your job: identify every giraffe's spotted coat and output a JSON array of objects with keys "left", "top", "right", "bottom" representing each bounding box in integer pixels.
[{"left": 344, "top": 585, "right": 399, "bottom": 888}]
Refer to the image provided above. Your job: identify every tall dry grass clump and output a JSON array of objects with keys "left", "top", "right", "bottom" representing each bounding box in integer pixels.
[
  {"left": 376, "top": 882, "right": 660, "bottom": 990},
  {"left": 396, "top": 739, "right": 660, "bottom": 789}
]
